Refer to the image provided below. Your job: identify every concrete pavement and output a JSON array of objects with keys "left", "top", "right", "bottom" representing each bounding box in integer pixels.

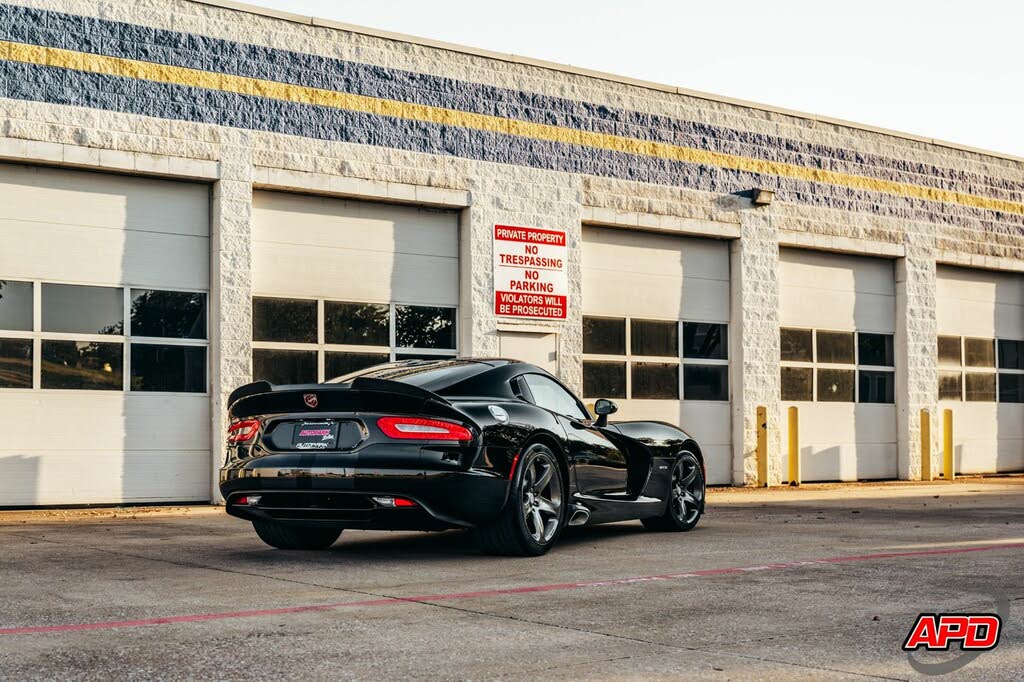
[{"left": 0, "top": 481, "right": 1021, "bottom": 680}]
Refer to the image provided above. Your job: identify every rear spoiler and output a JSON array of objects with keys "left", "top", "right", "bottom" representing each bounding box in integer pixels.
[{"left": 227, "top": 378, "right": 449, "bottom": 409}]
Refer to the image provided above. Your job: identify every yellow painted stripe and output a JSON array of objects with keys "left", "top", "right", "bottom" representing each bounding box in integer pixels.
[{"left": 6, "top": 40, "right": 1023, "bottom": 217}]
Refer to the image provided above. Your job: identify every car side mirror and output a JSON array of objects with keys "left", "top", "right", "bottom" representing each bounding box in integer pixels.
[{"left": 593, "top": 398, "right": 618, "bottom": 427}]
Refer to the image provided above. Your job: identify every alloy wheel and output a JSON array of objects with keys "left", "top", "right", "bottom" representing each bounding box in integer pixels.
[
  {"left": 520, "top": 451, "right": 562, "bottom": 543},
  {"left": 670, "top": 455, "right": 704, "bottom": 525}
]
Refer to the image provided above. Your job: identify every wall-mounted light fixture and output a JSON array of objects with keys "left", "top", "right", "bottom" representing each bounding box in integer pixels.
[{"left": 752, "top": 188, "right": 775, "bottom": 206}]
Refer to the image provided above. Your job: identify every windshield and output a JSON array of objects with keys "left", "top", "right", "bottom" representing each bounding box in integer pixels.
[{"left": 325, "top": 359, "right": 493, "bottom": 392}]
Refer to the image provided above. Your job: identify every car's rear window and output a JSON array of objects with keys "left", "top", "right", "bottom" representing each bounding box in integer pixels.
[{"left": 326, "top": 359, "right": 492, "bottom": 391}]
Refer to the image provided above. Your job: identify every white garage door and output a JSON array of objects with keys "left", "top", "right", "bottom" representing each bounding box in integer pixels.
[
  {"left": 581, "top": 226, "right": 732, "bottom": 485},
  {"left": 936, "top": 266, "right": 1024, "bottom": 474},
  {"left": 779, "top": 249, "right": 897, "bottom": 481},
  {"left": 0, "top": 164, "right": 211, "bottom": 506},
  {"left": 251, "top": 192, "right": 459, "bottom": 384}
]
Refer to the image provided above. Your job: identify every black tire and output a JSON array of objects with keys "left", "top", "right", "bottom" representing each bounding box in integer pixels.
[
  {"left": 642, "top": 451, "right": 705, "bottom": 532},
  {"left": 473, "top": 443, "right": 568, "bottom": 556},
  {"left": 252, "top": 520, "right": 342, "bottom": 550}
]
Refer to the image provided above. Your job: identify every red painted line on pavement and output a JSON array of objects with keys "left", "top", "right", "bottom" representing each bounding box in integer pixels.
[{"left": 3, "top": 541, "right": 1022, "bottom": 636}]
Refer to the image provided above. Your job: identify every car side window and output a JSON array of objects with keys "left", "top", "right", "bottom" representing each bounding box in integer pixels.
[{"left": 521, "top": 374, "right": 589, "bottom": 420}]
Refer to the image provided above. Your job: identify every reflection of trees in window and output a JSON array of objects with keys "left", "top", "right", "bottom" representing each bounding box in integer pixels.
[
  {"left": 131, "top": 289, "right": 206, "bottom": 339},
  {"left": 395, "top": 306, "right": 455, "bottom": 349},
  {"left": 325, "top": 302, "right": 388, "bottom": 345}
]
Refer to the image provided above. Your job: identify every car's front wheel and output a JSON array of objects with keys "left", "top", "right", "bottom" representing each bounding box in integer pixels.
[
  {"left": 473, "top": 443, "right": 567, "bottom": 556},
  {"left": 252, "top": 520, "right": 342, "bottom": 550},
  {"left": 642, "top": 451, "right": 705, "bottom": 532}
]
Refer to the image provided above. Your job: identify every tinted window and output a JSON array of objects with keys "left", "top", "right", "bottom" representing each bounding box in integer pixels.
[
  {"left": 582, "top": 361, "right": 626, "bottom": 399},
  {"left": 781, "top": 366, "right": 813, "bottom": 401},
  {"left": 631, "top": 362, "right": 678, "bottom": 399},
  {"left": 683, "top": 323, "right": 727, "bottom": 360},
  {"left": 964, "top": 338, "right": 995, "bottom": 368},
  {"left": 253, "top": 298, "right": 316, "bottom": 343},
  {"left": 0, "top": 338, "right": 32, "bottom": 388},
  {"left": 965, "top": 372, "right": 996, "bottom": 402},
  {"left": 683, "top": 365, "right": 728, "bottom": 401},
  {"left": 938, "top": 371, "right": 962, "bottom": 401},
  {"left": 252, "top": 349, "right": 317, "bottom": 385},
  {"left": 0, "top": 280, "right": 33, "bottom": 331},
  {"left": 937, "top": 336, "right": 962, "bottom": 366},
  {"left": 816, "top": 331, "right": 855, "bottom": 364},
  {"left": 130, "top": 289, "right": 206, "bottom": 339},
  {"left": 631, "top": 319, "right": 677, "bottom": 357},
  {"left": 997, "top": 339, "right": 1024, "bottom": 370},
  {"left": 327, "top": 360, "right": 488, "bottom": 392},
  {"left": 325, "top": 351, "right": 389, "bottom": 380},
  {"left": 999, "top": 374, "right": 1024, "bottom": 403},
  {"left": 41, "top": 340, "right": 123, "bottom": 390},
  {"left": 817, "top": 368, "right": 854, "bottom": 402},
  {"left": 858, "top": 370, "right": 895, "bottom": 403},
  {"left": 583, "top": 317, "right": 625, "bottom": 355},
  {"left": 325, "top": 302, "right": 389, "bottom": 346},
  {"left": 395, "top": 306, "right": 455, "bottom": 349},
  {"left": 522, "top": 374, "right": 588, "bottom": 419},
  {"left": 858, "top": 333, "right": 894, "bottom": 367},
  {"left": 780, "top": 328, "right": 813, "bottom": 362},
  {"left": 130, "top": 344, "right": 205, "bottom": 392},
  {"left": 42, "top": 284, "right": 123, "bottom": 335}
]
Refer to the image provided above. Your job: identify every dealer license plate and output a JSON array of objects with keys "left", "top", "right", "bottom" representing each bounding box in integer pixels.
[{"left": 292, "top": 421, "right": 340, "bottom": 450}]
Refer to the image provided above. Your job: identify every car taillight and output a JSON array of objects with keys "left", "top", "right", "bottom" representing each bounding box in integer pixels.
[
  {"left": 227, "top": 419, "right": 261, "bottom": 444},
  {"left": 376, "top": 416, "right": 473, "bottom": 441}
]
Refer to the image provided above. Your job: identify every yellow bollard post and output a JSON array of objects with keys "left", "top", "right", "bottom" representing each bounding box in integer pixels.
[
  {"left": 943, "top": 409, "right": 954, "bottom": 481},
  {"left": 920, "top": 409, "right": 932, "bottom": 482},
  {"left": 756, "top": 405, "right": 768, "bottom": 487},
  {"left": 787, "top": 406, "right": 800, "bottom": 486}
]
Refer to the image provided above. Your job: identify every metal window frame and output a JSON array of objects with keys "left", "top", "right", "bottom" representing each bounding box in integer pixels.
[
  {"left": 779, "top": 327, "right": 895, "bottom": 404},
  {"left": 252, "top": 295, "right": 458, "bottom": 383},
  {"left": 0, "top": 279, "right": 210, "bottom": 395}
]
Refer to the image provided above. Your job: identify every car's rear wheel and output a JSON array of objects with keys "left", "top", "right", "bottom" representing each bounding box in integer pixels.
[
  {"left": 252, "top": 519, "right": 342, "bottom": 550},
  {"left": 473, "top": 443, "right": 567, "bottom": 556},
  {"left": 642, "top": 451, "right": 705, "bottom": 532}
]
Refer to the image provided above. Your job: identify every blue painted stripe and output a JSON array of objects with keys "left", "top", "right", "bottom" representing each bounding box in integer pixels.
[
  {"left": 1, "top": 2, "right": 1022, "bottom": 207},
  {"left": 4, "top": 59, "right": 1021, "bottom": 235}
]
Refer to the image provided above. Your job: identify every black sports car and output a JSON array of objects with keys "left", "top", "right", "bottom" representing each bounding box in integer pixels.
[{"left": 220, "top": 359, "right": 706, "bottom": 556}]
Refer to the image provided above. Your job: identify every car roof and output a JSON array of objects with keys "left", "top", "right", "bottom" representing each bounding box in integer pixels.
[{"left": 325, "top": 357, "right": 550, "bottom": 395}]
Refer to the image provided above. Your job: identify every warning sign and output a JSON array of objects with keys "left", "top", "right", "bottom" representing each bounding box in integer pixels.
[{"left": 493, "top": 224, "right": 568, "bottom": 320}]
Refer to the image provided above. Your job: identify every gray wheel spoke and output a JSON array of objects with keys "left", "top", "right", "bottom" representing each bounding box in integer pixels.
[
  {"left": 530, "top": 509, "right": 544, "bottom": 538},
  {"left": 681, "top": 491, "right": 697, "bottom": 505},
  {"left": 536, "top": 497, "right": 558, "bottom": 516},
  {"left": 533, "top": 464, "right": 553, "bottom": 492},
  {"left": 680, "top": 468, "right": 697, "bottom": 486}
]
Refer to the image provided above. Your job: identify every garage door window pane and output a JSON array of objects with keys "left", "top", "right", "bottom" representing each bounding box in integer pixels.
[
  {"left": 325, "top": 351, "right": 390, "bottom": 380},
  {"left": 858, "top": 370, "right": 895, "bottom": 403},
  {"left": 0, "top": 280, "right": 33, "bottom": 331},
  {"left": 582, "top": 361, "right": 625, "bottom": 399},
  {"left": 253, "top": 298, "right": 316, "bottom": 343},
  {"left": 130, "top": 289, "right": 206, "bottom": 339},
  {"left": 964, "top": 372, "right": 996, "bottom": 402},
  {"left": 631, "top": 319, "right": 678, "bottom": 357},
  {"left": 937, "top": 336, "right": 962, "bottom": 366},
  {"left": 683, "top": 364, "right": 728, "bottom": 401},
  {"left": 583, "top": 317, "right": 625, "bottom": 355},
  {"left": 938, "top": 371, "right": 962, "bottom": 401},
  {"left": 395, "top": 306, "right": 455, "bottom": 349},
  {"left": 41, "top": 340, "right": 123, "bottom": 390},
  {"left": 631, "top": 362, "right": 679, "bottom": 399},
  {"left": 997, "top": 339, "right": 1024, "bottom": 370},
  {"left": 780, "top": 328, "right": 813, "bottom": 362},
  {"left": 42, "top": 284, "right": 123, "bottom": 335},
  {"left": 781, "top": 366, "right": 813, "bottom": 401},
  {"left": 130, "top": 344, "right": 205, "bottom": 392},
  {"left": 964, "top": 338, "right": 995, "bottom": 368},
  {"left": 817, "top": 368, "right": 854, "bottom": 402},
  {"left": 858, "top": 333, "right": 894, "bottom": 367},
  {"left": 816, "top": 331, "right": 855, "bottom": 364},
  {"left": 252, "top": 349, "right": 317, "bottom": 385},
  {"left": 0, "top": 339, "right": 32, "bottom": 388},
  {"left": 683, "top": 323, "right": 727, "bottom": 360},
  {"left": 325, "top": 302, "right": 389, "bottom": 346},
  {"left": 999, "top": 374, "right": 1024, "bottom": 403}
]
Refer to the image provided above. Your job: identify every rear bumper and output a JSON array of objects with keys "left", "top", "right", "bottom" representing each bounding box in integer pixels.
[{"left": 219, "top": 462, "right": 511, "bottom": 530}]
